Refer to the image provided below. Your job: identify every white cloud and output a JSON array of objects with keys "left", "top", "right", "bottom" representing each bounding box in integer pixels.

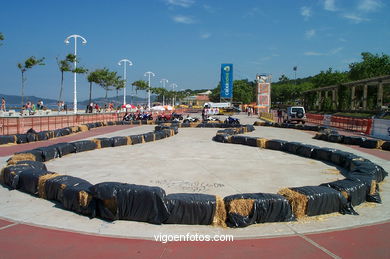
[
  {"left": 165, "top": 0, "right": 195, "bottom": 8},
  {"left": 200, "top": 33, "right": 211, "bottom": 39},
  {"left": 172, "top": 15, "right": 196, "bottom": 24},
  {"left": 329, "top": 47, "right": 343, "bottom": 55},
  {"left": 304, "top": 51, "right": 325, "bottom": 56},
  {"left": 343, "top": 13, "right": 370, "bottom": 23},
  {"left": 305, "top": 29, "right": 316, "bottom": 39},
  {"left": 358, "top": 0, "right": 383, "bottom": 12},
  {"left": 300, "top": 6, "right": 312, "bottom": 20},
  {"left": 339, "top": 38, "right": 347, "bottom": 42},
  {"left": 304, "top": 47, "right": 344, "bottom": 56},
  {"left": 323, "top": 0, "right": 337, "bottom": 11}
]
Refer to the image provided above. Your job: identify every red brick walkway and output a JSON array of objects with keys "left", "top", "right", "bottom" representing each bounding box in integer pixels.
[
  {"left": 1, "top": 124, "right": 389, "bottom": 257},
  {"left": 0, "top": 218, "right": 388, "bottom": 258}
]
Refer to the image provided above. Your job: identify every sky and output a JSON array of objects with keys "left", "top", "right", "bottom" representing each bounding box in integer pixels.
[{"left": 0, "top": 0, "right": 389, "bottom": 102}]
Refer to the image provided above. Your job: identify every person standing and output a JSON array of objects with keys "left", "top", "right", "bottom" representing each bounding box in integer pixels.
[
  {"left": 1, "top": 97, "right": 6, "bottom": 111},
  {"left": 277, "top": 109, "right": 283, "bottom": 123}
]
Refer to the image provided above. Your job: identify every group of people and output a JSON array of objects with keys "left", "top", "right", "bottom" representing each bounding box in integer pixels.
[
  {"left": 85, "top": 102, "right": 115, "bottom": 113},
  {"left": 57, "top": 101, "right": 67, "bottom": 112},
  {"left": 1, "top": 97, "right": 5, "bottom": 111},
  {"left": 246, "top": 106, "right": 253, "bottom": 116},
  {"left": 201, "top": 107, "right": 220, "bottom": 120},
  {"left": 22, "top": 100, "right": 44, "bottom": 115}
]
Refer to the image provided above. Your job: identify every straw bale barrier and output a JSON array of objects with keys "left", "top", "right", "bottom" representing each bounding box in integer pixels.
[{"left": 1, "top": 123, "right": 387, "bottom": 228}]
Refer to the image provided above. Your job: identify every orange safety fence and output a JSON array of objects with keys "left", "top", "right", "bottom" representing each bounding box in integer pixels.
[
  {"left": 306, "top": 113, "right": 324, "bottom": 125},
  {"left": 306, "top": 113, "right": 372, "bottom": 135}
]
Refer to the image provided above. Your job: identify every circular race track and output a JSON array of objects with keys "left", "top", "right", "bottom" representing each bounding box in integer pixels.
[{"left": 0, "top": 115, "right": 389, "bottom": 239}]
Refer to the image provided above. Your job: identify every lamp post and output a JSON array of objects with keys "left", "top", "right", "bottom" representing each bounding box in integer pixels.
[
  {"left": 118, "top": 59, "right": 133, "bottom": 105},
  {"left": 144, "top": 71, "right": 155, "bottom": 110},
  {"left": 64, "top": 34, "right": 87, "bottom": 114},
  {"left": 170, "top": 83, "right": 177, "bottom": 107},
  {"left": 160, "top": 78, "right": 168, "bottom": 106}
]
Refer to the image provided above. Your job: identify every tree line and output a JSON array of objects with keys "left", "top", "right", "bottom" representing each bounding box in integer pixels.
[{"left": 208, "top": 52, "right": 390, "bottom": 110}]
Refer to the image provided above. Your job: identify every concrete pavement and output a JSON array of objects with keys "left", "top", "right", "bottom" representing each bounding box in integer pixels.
[{"left": 0, "top": 114, "right": 389, "bottom": 257}]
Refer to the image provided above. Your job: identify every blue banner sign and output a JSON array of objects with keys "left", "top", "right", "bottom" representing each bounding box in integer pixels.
[{"left": 220, "top": 64, "right": 233, "bottom": 99}]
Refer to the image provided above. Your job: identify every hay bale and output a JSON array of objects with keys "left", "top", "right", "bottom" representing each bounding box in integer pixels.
[
  {"left": 278, "top": 188, "right": 308, "bottom": 219},
  {"left": 7, "top": 153, "right": 36, "bottom": 165},
  {"left": 370, "top": 180, "right": 377, "bottom": 195},
  {"left": 78, "top": 125, "right": 89, "bottom": 132},
  {"left": 92, "top": 139, "right": 102, "bottom": 149},
  {"left": 212, "top": 196, "right": 227, "bottom": 227},
  {"left": 70, "top": 126, "right": 79, "bottom": 133},
  {"left": 38, "top": 173, "right": 60, "bottom": 198},
  {"left": 256, "top": 138, "right": 268, "bottom": 148},
  {"left": 253, "top": 121, "right": 265, "bottom": 126},
  {"left": 228, "top": 199, "right": 254, "bottom": 216},
  {"left": 126, "top": 136, "right": 132, "bottom": 145},
  {"left": 79, "top": 191, "right": 93, "bottom": 207}
]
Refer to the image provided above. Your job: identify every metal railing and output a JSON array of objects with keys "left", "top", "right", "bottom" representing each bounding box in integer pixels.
[
  {"left": 306, "top": 113, "right": 372, "bottom": 134},
  {"left": 0, "top": 112, "right": 125, "bottom": 135}
]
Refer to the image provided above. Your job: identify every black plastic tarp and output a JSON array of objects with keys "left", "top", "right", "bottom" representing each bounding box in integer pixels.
[
  {"left": 291, "top": 186, "right": 353, "bottom": 216},
  {"left": 90, "top": 182, "right": 169, "bottom": 224},
  {"left": 213, "top": 134, "right": 231, "bottom": 143},
  {"left": 143, "top": 132, "right": 155, "bottom": 142},
  {"left": 0, "top": 135, "right": 15, "bottom": 145},
  {"left": 296, "top": 144, "right": 318, "bottom": 158},
  {"left": 111, "top": 136, "right": 128, "bottom": 147},
  {"left": 54, "top": 143, "right": 76, "bottom": 157},
  {"left": 265, "top": 139, "right": 287, "bottom": 151},
  {"left": 312, "top": 147, "right": 337, "bottom": 162},
  {"left": 154, "top": 131, "right": 166, "bottom": 140},
  {"left": 15, "top": 134, "right": 28, "bottom": 144},
  {"left": 283, "top": 142, "right": 303, "bottom": 155},
  {"left": 343, "top": 136, "right": 366, "bottom": 145},
  {"left": 71, "top": 140, "right": 97, "bottom": 152},
  {"left": 96, "top": 138, "right": 114, "bottom": 148},
  {"left": 360, "top": 139, "right": 381, "bottom": 149},
  {"left": 320, "top": 179, "right": 370, "bottom": 207},
  {"left": 16, "top": 169, "right": 55, "bottom": 195},
  {"left": 382, "top": 141, "right": 390, "bottom": 151},
  {"left": 1, "top": 165, "right": 36, "bottom": 188},
  {"left": 130, "top": 135, "right": 143, "bottom": 145},
  {"left": 36, "top": 131, "right": 49, "bottom": 141},
  {"left": 35, "top": 146, "right": 60, "bottom": 161},
  {"left": 231, "top": 136, "right": 247, "bottom": 145},
  {"left": 224, "top": 193, "right": 294, "bottom": 228},
  {"left": 44, "top": 175, "right": 96, "bottom": 216},
  {"left": 349, "top": 160, "right": 387, "bottom": 182},
  {"left": 164, "top": 193, "right": 216, "bottom": 225},
  {"left": 328, "top": 134, "right": 344, "bottom": 143},
  {"left": 15, "top": 160, "right": 47, "bottom": 171}
]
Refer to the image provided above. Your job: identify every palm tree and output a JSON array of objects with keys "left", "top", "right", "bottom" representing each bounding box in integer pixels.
[
  {"left": 17, "top": 56, "right": 45, "bottom": 107},
  {"left": 87, "top": 70, "right": 100, "bottom": 105},
  {"left": 0, "top": 32, "right": 4, "bottom": 46},
  {"left": 56, "top": 55, "right": 72, "bottom": 103},
  {"left": 114, "top": 78, "right": 125, "bottom": 105}
]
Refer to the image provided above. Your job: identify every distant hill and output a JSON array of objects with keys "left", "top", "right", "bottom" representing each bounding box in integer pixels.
[{"left": 0, "top": 94, "right": 59, "bottom": 107}]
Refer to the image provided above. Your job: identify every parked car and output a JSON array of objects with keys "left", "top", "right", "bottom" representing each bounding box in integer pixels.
[{"left": 285, "top": 106, "right": 306, "bottom": 124}]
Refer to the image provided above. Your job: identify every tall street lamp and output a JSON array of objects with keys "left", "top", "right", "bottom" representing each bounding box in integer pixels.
[
  {"left": 144, "top": 71, "right": 155, "bottom": 109},
  {"left": 170, "top": 83, "right": 177, "bottom": 106},
  {"left": 160, "top": 78, "right": 168, "bottom": 106},
  {"left": 118, "top": 59, "right": 133, "bottom": 105},
  {"left": 64, "top": 34, "right": 87, "bottom": 114}
]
